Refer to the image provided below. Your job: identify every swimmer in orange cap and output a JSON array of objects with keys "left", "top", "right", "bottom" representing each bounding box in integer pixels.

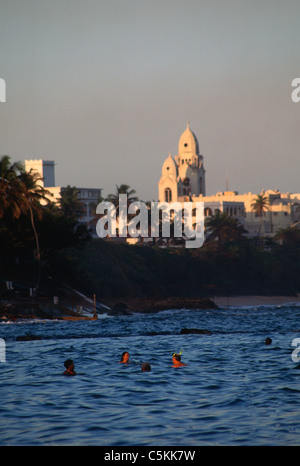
[{"left": 172, "top": 350, "right": 186, "bottom": 367}]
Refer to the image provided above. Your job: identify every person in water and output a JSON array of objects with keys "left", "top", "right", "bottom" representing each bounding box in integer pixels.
[
  {"left": 141, "top": 362, "right": 151, "bottom": 372},
  {"left": 63, "top": 359, "right": 76, "bottom": 376},
  {"left": 172, "top": 350, "right": 186, "bottom": 367},
  {"left": 119, "top": 351, "right": 130, "bottom": 364}
]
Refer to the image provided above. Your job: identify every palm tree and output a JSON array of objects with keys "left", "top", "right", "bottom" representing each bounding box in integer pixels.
[
  {"left": 106, "top": 184, "right": 138, "bottom": 211},
  {"left": 17, "top": 169, "right": 52, "bottom": 290},
  {"left": 59, "top": 185, "right": 85, "bottom": 219},
  {"left": 251, "top": 193, "right": 269, "bottom": 237},
  {"left": 0, "top": 156, "right": 51, "bottom": 290},
  {"left": 105, "top": 184, "right": 138, "bottom": 236},
  {"left": 0, "top": 155, "right": 23, "bottom": 181},
  {"left": 205, "top": 211, "right": 246, "bottom": 246},
  {"left": 0, "top": 155, "right": 24, "bottom": 218}
]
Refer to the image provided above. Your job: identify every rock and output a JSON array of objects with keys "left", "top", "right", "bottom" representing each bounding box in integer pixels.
[
  {"left": 180, "top": 328, "right": 212, "bottom": 335},
  {"left": 111, "top": 302, "right": 132, "bottom": 315},
  {"left": 16, "top": 334, "right": 42, "bottom": 341}
]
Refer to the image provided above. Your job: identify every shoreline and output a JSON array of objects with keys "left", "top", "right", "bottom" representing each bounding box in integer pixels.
[
  {"left": 1, "top": 293, "right": 300, "bottom": 321},
  {"left": 213, "top": 294, "right": 300, "bottom": 307}
]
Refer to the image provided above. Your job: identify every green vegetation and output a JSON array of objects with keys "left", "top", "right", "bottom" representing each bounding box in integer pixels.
[
  {"left": 251, "top": 193, "right": 269, "bottom": 239},
  {"left": 1, "top": 157, "right": 300, "bottom": 301},
  {"left": 0, "top": 156, "right": 90, "bottom": 295},
  {"left": 45, "top": 221, "right": 300, "bottom": 299}
]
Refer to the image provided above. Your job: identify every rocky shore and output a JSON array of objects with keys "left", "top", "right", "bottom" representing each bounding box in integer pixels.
[
  {"left": 3, "top": 290, "right": 298, "bottom": 321},
  {"left": 106, "top": 296, "right": 218, "bottom": 314},
  {"left": 0, "top": 297, "right": 96, "bottom": 321},
  {"left": 0, "top": 294, "right": 218, "bottom": 321}
]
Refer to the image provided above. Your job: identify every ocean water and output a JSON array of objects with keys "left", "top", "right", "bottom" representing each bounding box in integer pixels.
[{"left": 0, "top": 303, "right": 300, "bottom": 446}]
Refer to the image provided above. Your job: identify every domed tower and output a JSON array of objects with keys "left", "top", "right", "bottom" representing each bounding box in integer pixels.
[
  {"left": 158, "top": 123, "right": 205, "bottom": 202},
  {"left": 158, "top": 152, "right": 178, "bottom": 202},
  {"left": 174, "top": 122, "right": 205, "bottom": 198}
]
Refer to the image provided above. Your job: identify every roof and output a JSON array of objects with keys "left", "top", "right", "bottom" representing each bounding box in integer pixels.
[{"left": 178, "top": 122, "right": 199, "bottom": 156}]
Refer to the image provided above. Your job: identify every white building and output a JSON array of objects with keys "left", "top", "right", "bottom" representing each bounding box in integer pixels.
[
  {"left": 158, "top": 124, "right": 300, "bottom": 237},
  {"left": 24, "top": 159, "right": 102, "bottom": 227},
  {"left": 159, "top": 122, "right": 205, "bottom": 203}
]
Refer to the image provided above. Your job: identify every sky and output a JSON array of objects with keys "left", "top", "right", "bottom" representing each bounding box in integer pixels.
[{"left": 0, "top": 0, "right": 299, "bottom": 201}]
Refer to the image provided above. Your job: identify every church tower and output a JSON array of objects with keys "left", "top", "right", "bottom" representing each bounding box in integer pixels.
[{"left": 158, "top": 122, "right": 205, "bottom": 202}]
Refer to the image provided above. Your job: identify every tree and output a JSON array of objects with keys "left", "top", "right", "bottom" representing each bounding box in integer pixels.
[
  {"left": 106, "top": 184, "right": 138, "bottom": 212},
  {"left": 205, "top": 211, "right": 246, "bottom": 246},
  {"left": 0, "top": 155, "right": 24, "bottom": 219},
  {"left": 16, "top": 169, "right": 52, "bottom": 290},
  {"left": 251, "top": 193, "right": 269, "bottom": 238},
  {"left": 274, "top": 225, "right": 300, "bottom": 247},
  {"left": 0, "top": 156, "right": 51, "bottom": 290},
  {"left": 59, "top": 185, "right": 85, "bottom": 219},
  {"left": 105, "top": 184, "right": 138, "bottom": 237},
  {"left": 0, "top": 155, "right": 23, "bottom": 181}
]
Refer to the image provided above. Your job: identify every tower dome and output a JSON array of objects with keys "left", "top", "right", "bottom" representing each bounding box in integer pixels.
[
  {"left": 178, "top": 122, "right": 199, "bottom": 156},
  {"left": 161, "top": 152, "right": 177, "bottom": 178}
]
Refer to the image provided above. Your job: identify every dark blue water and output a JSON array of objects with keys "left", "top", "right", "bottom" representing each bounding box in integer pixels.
[{"left": 1, "top": 303, "right": 300, "bottom": 446}]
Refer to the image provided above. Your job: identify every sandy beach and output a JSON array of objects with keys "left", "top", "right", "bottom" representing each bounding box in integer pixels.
[{"left": 213, "top": 294, "right": 300, "bottom": 307}]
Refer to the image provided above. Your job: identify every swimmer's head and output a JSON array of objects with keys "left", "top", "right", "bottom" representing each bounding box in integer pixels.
[
  {"left": 141, "top": 362, "right": 151, "bottom": 372},
  {"left": 172, "top": 349, "right": 183, "bottom": 361},
  {"left": 120, "top": 351, "right": 130, "bottom": 363},
  {"left": 64, "top": 359, "right": 74, "bottom": 369}
]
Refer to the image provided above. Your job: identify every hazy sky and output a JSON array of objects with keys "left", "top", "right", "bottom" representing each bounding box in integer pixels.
[{"left": 0, "top": 0, "right": 299, "bottom": 200}]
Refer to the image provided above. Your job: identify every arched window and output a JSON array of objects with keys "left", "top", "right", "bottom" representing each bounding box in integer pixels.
[{"left": 165, "top": 187, "right": 172, "bottom": 202}]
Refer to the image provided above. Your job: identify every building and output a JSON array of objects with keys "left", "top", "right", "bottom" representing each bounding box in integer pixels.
[
  {"left": 158, "top": 124, "right": 300, "bottom": 237},
  {"left": 24, "top": 159, "right": 102, "bottom": 228},
  {"left": 159, "top": 122, "right": 205, "bottom": 203},
  {"left": 25, "top": 159, "right": 61, "bottom": 204}
]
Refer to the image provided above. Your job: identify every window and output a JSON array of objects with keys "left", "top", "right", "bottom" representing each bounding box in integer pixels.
[
  {"left": 165, "top": 188, "right": 172, "bottom": 202},
  {"left": 204, "top": 207, "right": 212, "bottom": 217},
  {"left": 183, "top": 177, "right": 190, "bottom": 186}
]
